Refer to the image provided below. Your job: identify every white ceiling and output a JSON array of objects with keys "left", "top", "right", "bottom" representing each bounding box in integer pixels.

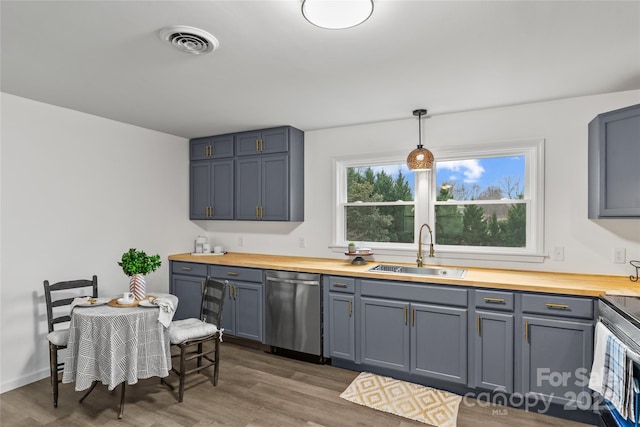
[{"left": 2, "top": 1, "right": 639, "bottom": 139}]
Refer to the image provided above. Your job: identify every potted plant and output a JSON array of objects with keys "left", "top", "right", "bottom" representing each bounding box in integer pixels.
[{"left": 118, "top": 248, "right": 161, "bottom": 300}]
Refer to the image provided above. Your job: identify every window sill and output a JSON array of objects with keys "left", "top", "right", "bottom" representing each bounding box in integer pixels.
[{"left": 329, "top": 245, "right": 546, "bottom": 263}]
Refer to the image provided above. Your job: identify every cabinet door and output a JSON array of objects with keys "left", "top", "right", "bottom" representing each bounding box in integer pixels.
[
  {"left": 210, "top": 134, "right": 234, "bottom": 158},
  {"left": 329, "top": 293, "right": 355, "bottom": 361},
  {"left": 261, "top": 127, "right": 289, "bottom": 154},
  {"left": 171, "top": 275, "right": 204, "bottom": 321},
  {"left": 521, "top": 316, "right": 594, "bottom": 407},
  {"left": 261, "top": 154, "right": 289, "bottom": 221},
  {"left": 474, "top": 310, "right": 514, "bottom": 393},
  {"left": 235, "top": 282, "right": 263, "bottom": 342},
  {"left": 360, "top": 297, "right": 410, "bottom": 372},
  {"left": 220, "top": 283, "right": 235, "bottom": 335},
  {"left": 235, "top": 157, "right": 261, "bottom": 220},
  {"left": 190, "top": 137, "right": 211, "bottom": 161},
  {"left": 211, "top": 159, "right": 234, "bottom": 219},
  {"left": 411, "top": 303, "right": 467, "bottom": 385},
  {"left": 190, "top": 162, "right": 212, "bottom": 220},
  {"left": 235, "top": 131, "right": 262, "bottom": 156}
]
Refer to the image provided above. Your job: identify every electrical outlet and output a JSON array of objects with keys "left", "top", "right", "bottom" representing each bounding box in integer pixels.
[
  {"left": 552, "top": 246, "right": 564, "bottom": 261},
  {"left": 298, "top": 237, "right": 305, "bottom": 248},
  {"left": 613, "top": 248, "right": 626, "bottom": 264},
  {"left": 238, "top": 236, "right": 244, "bottom": 247}
]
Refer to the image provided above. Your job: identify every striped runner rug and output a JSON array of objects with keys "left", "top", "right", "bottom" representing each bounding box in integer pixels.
[{"left": 340, "top": 372, "right": 462, "bottom": 427}]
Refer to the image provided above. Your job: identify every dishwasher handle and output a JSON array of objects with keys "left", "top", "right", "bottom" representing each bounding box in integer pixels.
[{"left": 266, "top": 276, "right": 319, "bottom": 286}]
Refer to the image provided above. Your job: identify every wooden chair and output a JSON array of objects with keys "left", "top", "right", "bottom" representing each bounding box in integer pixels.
[
  {"left": 163, "top": 277, "right": 227, "bottom": 402},
  {"left": 43, "top": 275, "right": 98, "bottom": 408}
]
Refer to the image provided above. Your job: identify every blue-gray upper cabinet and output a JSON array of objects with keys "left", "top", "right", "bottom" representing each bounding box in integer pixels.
[
  {"left": 190, "top": 134, "right": 234, "bottom": 161},
  {"left": 235, "top": 126, "right": 304, "bottom": 221},
  {"left": 588, "top": 103, "right": 640, "bottom": 218},
  {"left": 235, "top": 127, "right": 289, "bottom": 156},
  {"left": 190, "top": 159, "right": 234, "bottom": 220},
  {"left": 520, "top": 294, "right": 595, "bottom": 408}
]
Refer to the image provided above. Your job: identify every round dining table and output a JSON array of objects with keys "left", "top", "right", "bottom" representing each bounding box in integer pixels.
[{"left": 62, "top": 293, "right": 178, "bottom": 417}]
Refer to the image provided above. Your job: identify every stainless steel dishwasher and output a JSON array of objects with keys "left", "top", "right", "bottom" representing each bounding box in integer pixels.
[{"left": 265, "top": 270, "right": 322, "bottom": 357}]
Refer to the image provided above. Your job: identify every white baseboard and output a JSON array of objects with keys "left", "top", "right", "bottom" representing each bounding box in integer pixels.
[{"left": 0, "top": 368, "right": 49, "bottom": 394}]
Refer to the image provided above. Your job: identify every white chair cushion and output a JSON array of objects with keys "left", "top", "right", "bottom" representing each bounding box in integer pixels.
[
  {"left": 169, "top": 318, "right": 219, "bottom": 344},
  {"left": 47, "top": 329, "right": 69, "bottom": 347}
]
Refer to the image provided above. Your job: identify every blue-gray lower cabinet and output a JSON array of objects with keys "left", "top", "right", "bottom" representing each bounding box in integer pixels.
[
  {"left": 328, "top": 293, "right": 355, "bottom": 361},
  {"left": 224, "top": 281, "right": 263, "bottom": 342},
  {"left": 412, "top": 303, "right": 467, "bottom": 385},
  {"left": 360, "top": 297, "right": 410, "bottom": 372},
  {"left": 171, "top": 274, "right": 204, "bottom": 321},
  {"left": 521, "top": 316, "right": 594, "bottom": 407},
  {"left": 474, "top": 310, "right": 514, "bottom": 393}
]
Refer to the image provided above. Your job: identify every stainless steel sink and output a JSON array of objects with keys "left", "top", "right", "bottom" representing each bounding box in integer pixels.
[{"left": 368, "top": 264, "right": 467, "bottom": 279}]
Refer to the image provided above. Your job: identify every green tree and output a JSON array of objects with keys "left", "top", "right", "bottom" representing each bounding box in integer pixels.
[
  {"left": 503, "top": 202, "right": 526, "bottom": 247},
  {"left": 461, "top": 204, "right": 488, "bottom": 246},
  {"left": 435, "top": 185, "right": 463, "bottom": 244},
  {"left": 346, "top": 180, "right": 393, "bottom": 242}
]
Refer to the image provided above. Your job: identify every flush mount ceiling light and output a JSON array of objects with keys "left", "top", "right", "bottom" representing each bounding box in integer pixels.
[
  {"left": 407, "top": 109, "right": 435, "bottom": 171},
  {"left": 302, "top": 0, "right": 374, "bottom": 29},
  {"left": 158, "top": 25, "right": 219, "bottom": 55}
]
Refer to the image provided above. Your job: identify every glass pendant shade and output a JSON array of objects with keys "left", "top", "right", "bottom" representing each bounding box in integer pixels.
[
  {"left": 407, "top": 108, "right": 434, "bottom": 170},
  {"left": 407, "top": 146, "right": 434, "bottom": 171},
  {"left": 302, "top": 0, "right": 374, "bottom": 29}
]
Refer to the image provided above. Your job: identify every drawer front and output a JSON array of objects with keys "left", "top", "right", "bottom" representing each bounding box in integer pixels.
[
  {"left": 522, "top": 293, "right": 594, "bottom": 319},
  {"left": 172, "top": 261, "right": 208, "bottom": 277},
  {"left": 475, "top": 289, "right": 514, "bottom": 311},
  {"left": 328, "top": 276, "right": 355, "bottom": 293},
  {"left": 209, "top": 265, "right": 263, "bottom": 283},
  {"left": 360, "top": 279, "right": 467, "bottom": 307}
]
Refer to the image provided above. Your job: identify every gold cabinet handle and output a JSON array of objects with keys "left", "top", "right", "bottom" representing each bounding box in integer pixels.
[
  {"left": 210, "top": 206, "right": 213, "bottom": 217},
  {"left": 403, "top": 306, "right": 407, "bottom": 324},
  {"left": 209, "top": 145, "right": 213, "bottom": 157},
  {"left": 483, "top": 297, "right": 506, "bottom": 304},
  {"left": 227, "top": 271, "right": 239, "bottom": 276},
  {"left": 411, "top": 307, "right": 415, "bottom": 326},
  {"left": 234, "top": 286, "right": 237, "bottom": 299},
  {"left": 255, "top": 139, "right": 259, "bottom": 152},
  {"left": 477, "top": 315, "right": 481, "bottom": 335},
  {"left": 525, "top": 320, "right": 529, "bottom": 341},
  {"left": 545, "top": 303, "right": 570, "bottom": 310},
  {"left": 255, "top": 206, "right": 259, "bottom": 219},
  {"left": 229, "top": 286, "right": 233, "bottom": 298},
  {"left": 348, "top": 300, "right": 352, "bottom": 316},
  {"left": 181, "top": 267, "right": 192, "bottom": 271},
  {"left": 333, "top": 282, "right": 348, "bottom": 288},
  {"left": 259, "top": 206, "right": 263, "bottom": 219},
  {"left": 260, "top": 139, "right": 264, "bottom": 152}
]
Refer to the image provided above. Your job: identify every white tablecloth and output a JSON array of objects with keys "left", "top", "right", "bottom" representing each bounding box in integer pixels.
[{"left": 62, "top": 293, "right": 178, "bottom": 391}]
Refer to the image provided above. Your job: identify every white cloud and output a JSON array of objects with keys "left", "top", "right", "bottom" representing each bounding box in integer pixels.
[{"left": 437, "top": 160, "right": 485, "bottom": 183}]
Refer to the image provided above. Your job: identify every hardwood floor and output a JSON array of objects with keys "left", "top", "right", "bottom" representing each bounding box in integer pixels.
[{"left": 1, "top": 342, "right": 591, "bottom": 426}]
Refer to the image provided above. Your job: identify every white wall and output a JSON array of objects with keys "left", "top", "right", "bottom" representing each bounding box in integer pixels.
[
  {"left": 2, "top": 90, "right": 640, "bottom": 393},
  {"left": 204, "top": 90, "right": 640, "bottom": 276},
  {"left": 0, "top": 93, "right": 202, "bottom": 392}
]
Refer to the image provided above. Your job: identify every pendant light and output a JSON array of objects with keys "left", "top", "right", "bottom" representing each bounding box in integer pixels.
[
  {"left": 406, "top": 109, "right": 434, "bottom": 171},
  {"left": 302, "top": 0, "right": 374, "bottom": 30}
]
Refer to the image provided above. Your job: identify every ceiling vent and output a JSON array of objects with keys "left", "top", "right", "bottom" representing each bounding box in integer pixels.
[{"left": 158, "top": 25, "right": 219, "bottom": 55}]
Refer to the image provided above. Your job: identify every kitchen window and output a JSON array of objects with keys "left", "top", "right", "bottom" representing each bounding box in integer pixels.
[{"left": 333, "top": 139, "right": 544, "bottom": 262}]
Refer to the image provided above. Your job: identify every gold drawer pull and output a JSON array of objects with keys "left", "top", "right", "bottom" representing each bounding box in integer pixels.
[
  {"left": 348, "top": 300, "right": 352, "bottom": 316},
  {"left": 227, "top": 272, "right": 239, "bottom": 276},
  {"left": 545, "top": 303, "right": 570, "bottom": 310},
  {"left": 477, "top": 315, "right": 481, "bottom": 335},
  {"left": 483, "top": 297, "right": 506, "bottom": 303},
  {"left": 403, "top": 306, "right": 407, "bottom": 324},
  {"left": 333, "top": 282, "right": 348, "bottom": 288},
  {"left": 181, "top": 267, "right": 192, "bottom": 271},
  {"left": 525, "top": 320, "right": 529, "bottom": 341}
]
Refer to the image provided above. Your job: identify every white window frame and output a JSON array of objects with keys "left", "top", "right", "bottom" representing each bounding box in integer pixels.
[{"left": 331, "top": 139, "right": 545, "bottom": 263}]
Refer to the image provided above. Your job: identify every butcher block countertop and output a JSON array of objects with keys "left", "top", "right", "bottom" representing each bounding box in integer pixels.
[{"left": 168, "top": 252, "right": 640, "bottom": 297}]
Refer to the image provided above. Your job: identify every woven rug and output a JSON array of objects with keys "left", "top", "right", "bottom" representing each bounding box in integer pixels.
[{"left": 340, "top": 372, "right": 462, "bottom": 427}]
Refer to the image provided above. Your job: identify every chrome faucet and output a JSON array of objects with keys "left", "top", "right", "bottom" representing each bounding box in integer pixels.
[{"left": 416, "top": 223, "right": 435, "bottom": 267}]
